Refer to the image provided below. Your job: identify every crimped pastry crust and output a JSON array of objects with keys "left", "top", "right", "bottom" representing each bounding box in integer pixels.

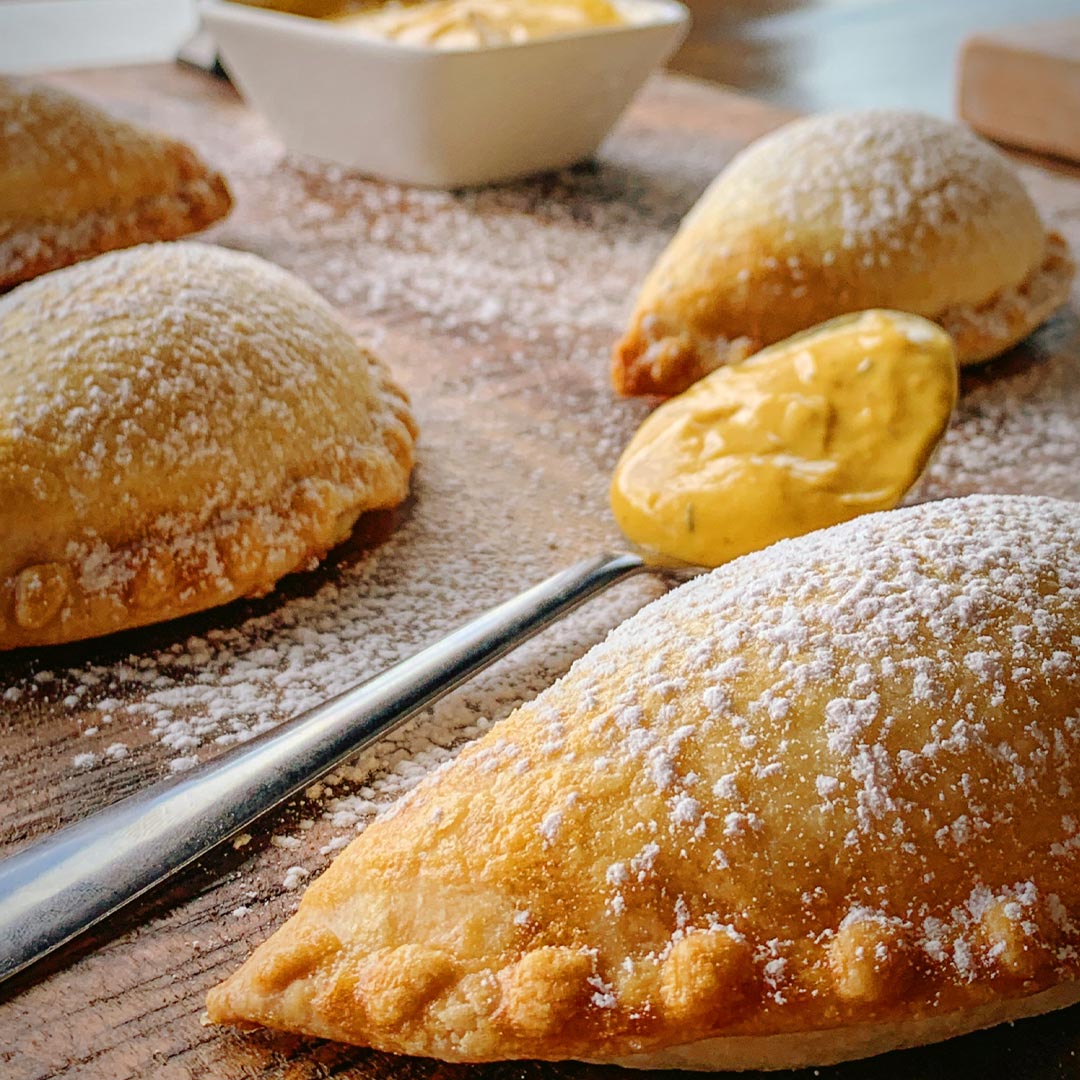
[
  {"left": 208, "top": 495, "right": 1080, "bottom": 1069},
  {"left": 613, "top": 110, "right": 1076, "bottom": 397},
  {"left": 0, "top": 76, "right": 232, "bottom": 289},
  {"left": 0, "top": 242, "right": 417, "bottom": 649},
  {"left": 608, "top": 981, "right": 1080, "bottom": 1070},
  {"left": 938, "top": 232, "right": 1075, "bottom": 364}
]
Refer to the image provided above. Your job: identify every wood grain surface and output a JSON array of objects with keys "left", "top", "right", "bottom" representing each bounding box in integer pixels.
[
  {"left": 958, "top": 17, "right": 1080, "bottom": 163},
  {"left": 2, "top": 63, "right": 1080, "bottom": 1080}
]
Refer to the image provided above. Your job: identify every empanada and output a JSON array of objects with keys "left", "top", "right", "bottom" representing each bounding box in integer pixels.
[
  {"left": 208, "top": 494, "right": 1080, "bottom": 1070},
  {"left": 0, "top": 242, "right": 416, "bottom": 649},
  {"left": 0, "top": 76, "right": 232, "bottom": 290},
  {"left": 613, "top": 110, "right": 1075, "bottom": 396}
]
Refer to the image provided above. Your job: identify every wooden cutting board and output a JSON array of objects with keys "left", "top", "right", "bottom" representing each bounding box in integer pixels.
[
  {"left": 1, "top": 63, "right": 1080, "bottom": 1080},
  {"left": 959, "top": 18, "right": 1080, "bottom": 162}
]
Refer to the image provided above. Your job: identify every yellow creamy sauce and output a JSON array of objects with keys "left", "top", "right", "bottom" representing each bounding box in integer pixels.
[
  {"left": 611, "top": 310, "right": 958, "bottom": 567},
  {"left": 331, "top": 0, "right": 626, "bottom": 47}
]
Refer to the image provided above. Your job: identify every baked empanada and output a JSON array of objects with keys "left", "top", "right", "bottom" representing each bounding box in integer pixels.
[
  {"left": 0, "top": 76, "right": 232, "bottom": 290},
  {"left": 613, "top": 110, "right": 1075, "bottom": 396},
  {"left": 208, "top": 494, "right": 1080, "bottom": 1070},
  {"left": 0, "top": 242, "right": 416, "bottom": 649}
]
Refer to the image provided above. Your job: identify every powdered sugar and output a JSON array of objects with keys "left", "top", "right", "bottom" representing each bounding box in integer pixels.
[
  {"left": 914, "top": 316, "right": 1080, "bottom": 500},
  {"left": 737, "top": 110, "right": 1037, "bottom": 263},
  {"left": 281, "top": 865, "right": 309, "bottom": 891}
]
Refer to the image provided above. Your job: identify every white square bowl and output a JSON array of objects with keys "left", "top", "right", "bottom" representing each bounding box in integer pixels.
[{"left": 199, "top": 0, "right": 689, "bottom": 187}]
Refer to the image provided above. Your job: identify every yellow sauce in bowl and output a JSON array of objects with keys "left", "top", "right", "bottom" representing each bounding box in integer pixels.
[
  {"left": 610, "top": 310, "right": 958, "bottom": 567},
  {"left": 331, "top": 0, "right": 626, "bottom": 47}
]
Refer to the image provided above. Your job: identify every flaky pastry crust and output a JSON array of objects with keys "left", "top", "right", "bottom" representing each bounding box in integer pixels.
[
  {"left": 0, "top": 76, "right": 232, "bottom": 289},
  {"left": 209, "top": 495, "right": 1080, "bottom": 1069},
  {"left": 0, "top": 242, "right": 417, "bottom": 649},
  {"left": 613, "top": 110, "right": 1076, "bottom": 397}
]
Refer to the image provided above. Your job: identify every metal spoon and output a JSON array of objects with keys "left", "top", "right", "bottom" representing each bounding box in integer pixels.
[{"left": 0, "top": 550, "right": 694, "bottom": 987}]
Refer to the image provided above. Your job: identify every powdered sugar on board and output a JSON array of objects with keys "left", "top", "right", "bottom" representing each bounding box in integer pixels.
[
  {"left": 911, "top": 312, "right": 1080, "bottom": 501},
  {"left": 1, "top": 72, "right": 1079, "bottom": 915}
]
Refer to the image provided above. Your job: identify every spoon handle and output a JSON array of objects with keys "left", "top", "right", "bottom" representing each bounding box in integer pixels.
[{"left": 0, "top": 551, "right": 646, "bottom": 985}]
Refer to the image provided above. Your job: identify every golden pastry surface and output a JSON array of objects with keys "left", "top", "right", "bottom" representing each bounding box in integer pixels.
[
  {"left": 0, "top": 242, "right": 416, "bottom": 649},
  {"left": 0, "top": 76, "right": 232, "bottom": 289},
  {"left": 613, "top": 110, "right": 1075, "bottom": 397},
  {"left": 208, "top": 494, "right": 1080, "bottom": 1069},
  {"left": 611, "top": 310, "right": 958, "bottom": 567}
]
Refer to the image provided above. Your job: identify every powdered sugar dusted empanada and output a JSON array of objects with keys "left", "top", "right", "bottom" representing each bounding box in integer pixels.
[
  {"left": 208, "top": 494, "right": 1080, "bottom": 1069},
  {"left": 0, "top": 242, "right": 416, "bottom": 648},
  {"left": 613, "top": 111, "right": 1075, "bottom": 397},
  {"left": 0, "top": 76, "right": 232, "bottom": 289}
]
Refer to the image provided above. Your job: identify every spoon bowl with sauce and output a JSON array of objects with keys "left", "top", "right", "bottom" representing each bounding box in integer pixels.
[{"left": 611, "top": 309, "right": 959, "bottom": 567}]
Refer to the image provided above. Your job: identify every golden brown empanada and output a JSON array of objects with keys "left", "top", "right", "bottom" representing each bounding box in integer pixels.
[
  {"left": 0, "top": 242, "right": 416, "bottom": 649},
  {"left": 0, "top": 76, "right": 232, "bottom": 289},
  {"left": 613, "top": 110, "right": 1075, "bottom": 396},
  {"left": 208, "top": 494, "right": 1080, "bottom": 1069}
]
